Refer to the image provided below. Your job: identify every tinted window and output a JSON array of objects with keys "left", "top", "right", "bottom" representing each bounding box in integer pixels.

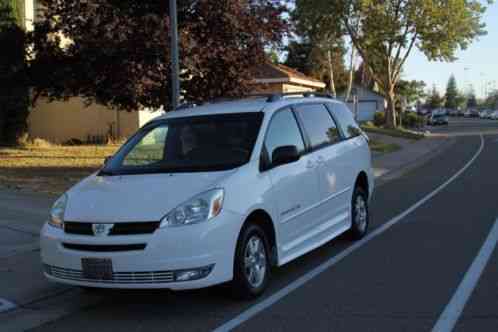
[
  {"left": 295, "top": 104, "right": 341, "bottom": 149},
  {"left": 102, "top": 113, "right": 263, "bottom": 175},
  {"left": 329, "top": 103, "right": 362, "bottom": 138},
  {"left": 264, "top": 109, "right": 305, "bottom": 162}
]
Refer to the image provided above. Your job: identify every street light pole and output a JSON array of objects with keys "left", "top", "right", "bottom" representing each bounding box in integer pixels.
[{"left": 169, "top": 0, "right": 180, "bottom": 110}]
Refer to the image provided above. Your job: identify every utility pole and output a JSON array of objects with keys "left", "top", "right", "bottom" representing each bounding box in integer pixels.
[{"left": 169, "top": 0, "right": 180, "bottom": 110}]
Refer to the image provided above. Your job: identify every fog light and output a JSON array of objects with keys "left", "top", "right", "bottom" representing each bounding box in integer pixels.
[{"left": 174, "top": 265, "right": 214, "bottom": 282}]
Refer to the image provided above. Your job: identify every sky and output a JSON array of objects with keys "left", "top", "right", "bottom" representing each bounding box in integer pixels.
[{"left": 403, "top": 4, "right": 498, "bottom": 98}]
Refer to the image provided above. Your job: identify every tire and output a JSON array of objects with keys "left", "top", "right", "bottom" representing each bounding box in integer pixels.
[
  {"left": 349, "top": 186, "right": 369, "bottom": 240},
  {"left": 231, "top": 223, "right": 271, "bottom": 300}
]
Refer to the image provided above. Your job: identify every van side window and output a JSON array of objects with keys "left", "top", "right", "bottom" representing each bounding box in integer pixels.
[
  {"left": 295, "top": 104, "right": 341, "bottom": 150},
  {"left": 330, "top": 103, "right": 362, "bottom": 138},
  {"left": 264, "top": 109, "right": 305, "bottom": 162}
]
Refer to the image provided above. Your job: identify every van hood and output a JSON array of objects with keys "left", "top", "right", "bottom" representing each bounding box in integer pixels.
[{"left": 64, "top": 170, "right": 235, "bottom": 223}]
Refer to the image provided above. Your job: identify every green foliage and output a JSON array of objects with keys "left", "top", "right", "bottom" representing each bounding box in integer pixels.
[
  {"left": 285, "top": 0, "right": 348, "bottom": 92},
  {"left": 396, "top": 80, "right": 427, "bottom": 105},
  {"left": 445, "top": 75, "right": 459, "bottom": 109},
  {"left": 29, "top": 0, "right": 288, "bottom": 111},
  {"left": 0, "top": 0, "right": 29, "bottom": 145},
  {"left": 467, "top": 93, "right": 478, "bottom": 109},
  {"left": 482, "top": 90, "right": 498, "bottom": 109},
  {"left": 427, "top": 86, "right": 444, "bottom": 110},
  {"left": 301, "top": 0, "right": 488, "bottom": 128},
  {"left": 373, "top": 112, "right": 385, "bottom": 127},
  {"left": 401, "top": 112, "right": 425, "bottom": 129}
]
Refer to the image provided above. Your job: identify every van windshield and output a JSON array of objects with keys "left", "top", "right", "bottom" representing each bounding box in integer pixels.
[{"left": 101, "top": 112, "right": 264, "bottom": 175}]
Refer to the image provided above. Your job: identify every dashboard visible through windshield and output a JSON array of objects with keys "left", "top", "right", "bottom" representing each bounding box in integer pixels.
[{"left": 101, "top": 112, "right": 264, "bottom": 175}]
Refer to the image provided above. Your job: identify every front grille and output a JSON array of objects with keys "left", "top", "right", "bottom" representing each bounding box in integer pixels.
[
  {"left": 63, "top": 243, "right": 146, "bottom": 252},
  {"left": 64, "top": 222, "right": 160, "bottom": 236},
  {"left": 44, "top": 265, "right": 175, "bottom": 284}
]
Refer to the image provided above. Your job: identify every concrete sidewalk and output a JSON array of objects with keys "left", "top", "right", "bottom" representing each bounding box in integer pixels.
[{"left": 371, "top": 133, "right": 454, "bottom": 186}]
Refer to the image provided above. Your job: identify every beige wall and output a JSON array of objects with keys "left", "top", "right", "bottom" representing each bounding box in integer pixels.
[
  {"left": 138, "top": 108, "right": 165, "bottom": 127},
  {"left": 282, "top": 84, "right": 314, "bottom": 93},
  {"left": 28, "top": 97, "right": 140, "bottom": 143}
]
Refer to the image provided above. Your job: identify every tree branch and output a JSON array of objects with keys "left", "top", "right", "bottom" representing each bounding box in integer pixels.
[{"left": 393, "top": 31, "right": 418, "bottom": 84}]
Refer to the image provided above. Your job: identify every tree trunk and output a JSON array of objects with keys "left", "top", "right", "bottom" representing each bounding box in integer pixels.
[
  {"left": 327, "top": 50, "right": 336, "bottom": 98},
  {"left": 345, "top": 44, "right": 355, "bottom": 101},
  {"left": 385, "top": 89, "right": 397, "bottom": 128}
]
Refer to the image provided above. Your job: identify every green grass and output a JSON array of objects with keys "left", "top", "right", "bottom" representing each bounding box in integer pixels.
[
  {"left": 368, "top": 139, "right": 401, "bottom": 154},
  {"left": 362, "top": 124, "right": 424, "bottom": 140}
]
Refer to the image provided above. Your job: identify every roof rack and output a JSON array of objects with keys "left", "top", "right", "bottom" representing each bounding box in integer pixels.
[
  {"left": 177, "top": 92, "right": 335, "bottom": 109},
  {"left": 264, "top": 92, "right": 335, "bottom": 102},
  {"left": 176, "top": 102, "right": 198, "bottom": 110}
]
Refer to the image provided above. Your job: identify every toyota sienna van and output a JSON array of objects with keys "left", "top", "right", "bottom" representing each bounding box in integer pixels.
[{"left": 41, "top": 94, "right": 374, "bottom": 298}]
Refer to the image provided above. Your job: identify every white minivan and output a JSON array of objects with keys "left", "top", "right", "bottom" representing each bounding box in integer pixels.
[{"left": 41, "top": 95, "right": 374, "bottom": 298}]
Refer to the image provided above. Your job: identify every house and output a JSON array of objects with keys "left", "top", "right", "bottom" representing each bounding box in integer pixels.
[
  {"left": 344, "top": 85, "right": 386, "bottom": 122},
  {"left": 21, "top": 0, "right": 164, "bottom": 143},
  {"left": 251, "top": 63, "right": 326, "bottom": 94},
  {"left": 22, "top": 3, "right": 325, "bottom": 143}
]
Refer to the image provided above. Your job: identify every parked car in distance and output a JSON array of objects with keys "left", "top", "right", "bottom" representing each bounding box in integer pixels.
[
  {"left": 479, "top": 110, "right": 489, "bottom": 119},
  {"left": 448, "top": 109, "right": 459, "bottom": 116},
  {"left": 418, "top": 109, "right": 430, "bottom": 116},
  {"left": 463, "top": 110, "right": 472, "bottom": 118},
  {"left": 40, "top": 95, "right": 375, "bottom": 298},
  {"left": 490, "top": 111, "right": 498, "bottom": 120},
  {"left": 484, "top": 110, "right": 496, "bottom": 119},
  {"left": 428, "top": 113, "right": 449, "bottom": 126}
]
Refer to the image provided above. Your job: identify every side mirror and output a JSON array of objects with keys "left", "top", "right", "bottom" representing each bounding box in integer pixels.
[{"left": 272, "top": 145, "right": 300, "bottom": 167}]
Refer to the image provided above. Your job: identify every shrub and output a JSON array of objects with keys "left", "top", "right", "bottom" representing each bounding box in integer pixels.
[
  {"left": 373, "top": 112, "right": 386, "bottom": 127},
  {"left": 402, "top": 112, "right": 425, "bottom": 128},
  {"left": 17, "top": 134, "right": 53, "bottom": 148}
]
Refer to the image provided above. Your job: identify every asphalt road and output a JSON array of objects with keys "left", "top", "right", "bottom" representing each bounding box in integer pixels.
[{"left": 1, "top": 117, "right": 498, "bottom": 332}]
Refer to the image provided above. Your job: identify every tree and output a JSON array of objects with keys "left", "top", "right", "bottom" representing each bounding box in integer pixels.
[
  {"left": 286, "top": 0, "right": 348, "bottom": 94},
  {"left": 0, "top": 0, "right": 29, "bottom": 145},
  {"left": 483, "top": 90, "right": 498, "bottom": 109},
  {"left": 445, "top": 75, "right": 459, "bottom": 109},
  {"left": 29, "top": 0, "right": 287, "bottom": 111},
  {"left": 396, "top": 79, "right": 426, "bottom": 106},
  {"left": 300, "top": 1, "right": 488, "bottom": 128},
  {"left": 427, "top": 85, "right": 444, "bottom": 110},
  {"left": 467, "top": 92, "right": 478, "bottom": 109}
]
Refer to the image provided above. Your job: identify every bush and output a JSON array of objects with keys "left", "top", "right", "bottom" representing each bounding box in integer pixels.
[
  {"left": 373, "top": 112, "right": 386, "bottom": 127},
  {"left": 402, "top": 112, "right": 425, "bottom": 128},
  {"left": 17, "top": 133, "right": 53, "bottom": 148}
]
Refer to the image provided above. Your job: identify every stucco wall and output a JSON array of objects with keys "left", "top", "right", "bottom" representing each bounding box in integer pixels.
[
  {"left": 282, "top": 84, "right": 314, "bottom": 93},
  {"left": 28, "top": 98, "right": 140, "bottom": 143}
]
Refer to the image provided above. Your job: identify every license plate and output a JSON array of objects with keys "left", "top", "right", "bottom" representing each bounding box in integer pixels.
[{"left": 82, "top": 258, "right": 113, "bottom": 280}]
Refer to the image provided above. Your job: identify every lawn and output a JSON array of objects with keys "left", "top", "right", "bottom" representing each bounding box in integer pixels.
[
  {"left": 368, "top": 139, "right": 401, "bottom": 154},
  {"left": 362, "top": 124, "right": 425, "bottom": 140},
  {"left": 0, "top": 144, "right": 119, "bottom": 195}
]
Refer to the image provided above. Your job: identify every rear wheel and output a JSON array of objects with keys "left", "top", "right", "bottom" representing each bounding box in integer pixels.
[
  {"left": 231, "top": 223, "right": 270, "bottom": 299},
  {"left": 349, "top": 186, "right": 369, "bottom": 240}
]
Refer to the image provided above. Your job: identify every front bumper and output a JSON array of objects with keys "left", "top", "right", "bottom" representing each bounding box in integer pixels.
[{"left": 40, "top": 210, "right": 243, "bottom": 290}]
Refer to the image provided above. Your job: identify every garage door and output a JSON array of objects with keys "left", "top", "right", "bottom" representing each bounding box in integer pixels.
[{"left": 357, "top": 101, "right": 377, "bottom": 122}]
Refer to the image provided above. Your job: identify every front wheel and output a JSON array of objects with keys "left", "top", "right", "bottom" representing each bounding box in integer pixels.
[
  {"left": 349, "top": 187, "right": 369, "bottom": 240},
  {"left": 231, "top": 223, "right": 270, "bottom": 300}
]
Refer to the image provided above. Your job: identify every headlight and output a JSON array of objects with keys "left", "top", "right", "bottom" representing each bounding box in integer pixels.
[
  {"left": 49, "top": 194, "right": 67, "bottom": 229},
  {"left": 160, "top": 189, "right": 224, "bottom": 228}
]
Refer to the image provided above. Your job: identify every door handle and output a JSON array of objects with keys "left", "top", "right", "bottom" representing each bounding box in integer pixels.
[
  {"left": 306, "top": 160, "right": 316, "bottom": 169},
  {"left": 316, "top": 156, "right": 325, "bottom": 164}
]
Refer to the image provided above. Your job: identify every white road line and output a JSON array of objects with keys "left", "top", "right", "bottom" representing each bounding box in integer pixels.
[
  {"left": 212, "top": 134, "right": 485, "bottom": 332},
  {"left": 431, "top": 218, "right": 498, "bottom": 332},
  {"left": 0, "top": 298, "right": 17, "bottom": 313}
]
